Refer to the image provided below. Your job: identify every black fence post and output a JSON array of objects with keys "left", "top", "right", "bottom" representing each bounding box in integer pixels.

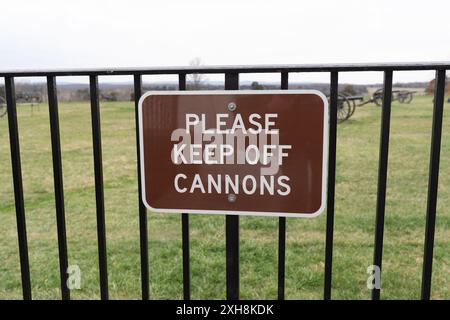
[
  {"left": 225, "top": 73, "right": 240, "bottom": 300},
  {"left": 89, "top": 75, "right": 109, "bottom": 300},
  {"left": 278, "top": 71, "right": 288, "bottom": 300},
  {"left": 179, "top": 73, "right": 191, "bottom": 300},
  {"left": 133, "top": 74, "right": 150, "bottom": 300},
  {"left": 5, "top": 76, "right": 32, "bottom": 300},
  {"left": 47, "top": 76, "right": 70, "bottom": 300},
  {"left": 421, "top": 69, "right": 446, "bottom": 300},
  {"left": 372, "top": 70, "right": 393, "bottom": 300},
  {"left": 324, "top": 71, "right": 338, "bottom": 300}
]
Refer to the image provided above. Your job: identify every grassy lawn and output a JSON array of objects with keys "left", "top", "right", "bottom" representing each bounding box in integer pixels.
[{"left": 0, "top": 95, "right": 449, "bottom": 300}]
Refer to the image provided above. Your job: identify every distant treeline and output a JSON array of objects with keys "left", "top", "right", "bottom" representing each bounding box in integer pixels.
[{"left": 0, "top": 80, "right": 431, "bottom": 102}]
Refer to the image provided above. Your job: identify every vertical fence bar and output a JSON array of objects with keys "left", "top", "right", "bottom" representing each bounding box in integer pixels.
[
  {"left": 278, "top": 217, "right": 286, "bottom": 300},
  {"left": 89, "top": 75, "right": 109, "bottom": 300},
  {"left": 133, "top": 74, "right": 150, "bottom": 300},
  {"left": 225, "top": 72, "right": 240, "bottom": 300},
  {"left": 47, "top": 76, "right": 70, "bottom": 300},
  {"left": 324, "top": 71, "right": 338, "bottom": 300},
  {"left": 278, "top": 71, "right": 288, "bottom": 300},
  {"left": 179, "top": 73, "right": 191, "bottom": 300},
  {"left": 421, "top": 69, "right": 446, "bottom": 300},
  {"left": 372, "top": 70, "right": 393, "bottom": 300},
  {"left": 5, "top": 76, "right": 32, "bottom": 300},
  {"left": 181, "top": 213, "right": 190, "bottom": 300}
]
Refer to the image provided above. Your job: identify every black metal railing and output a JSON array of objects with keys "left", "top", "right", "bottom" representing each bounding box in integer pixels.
[{"left": 0, "top": 62, "right": 448, "bottom": 300}]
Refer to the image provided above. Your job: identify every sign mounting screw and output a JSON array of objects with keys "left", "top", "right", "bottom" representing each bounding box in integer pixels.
[
  {"left": 228, "top": 102, "right": 237, "bottom": 112},
  {"left": 228, "top": 194, "right": 237, "bottom": 203}
]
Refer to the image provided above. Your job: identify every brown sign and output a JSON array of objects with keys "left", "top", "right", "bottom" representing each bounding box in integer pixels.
[{"left": 139, "top": 90, "right": 328, "bottom": 217}]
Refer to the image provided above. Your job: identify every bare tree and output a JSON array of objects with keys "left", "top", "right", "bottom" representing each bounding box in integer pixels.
[{"left": 187, "top": 57, "right": 207, "bottom": 90}]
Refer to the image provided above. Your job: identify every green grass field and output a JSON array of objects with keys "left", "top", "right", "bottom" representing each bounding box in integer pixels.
[{"left": 0, "top": 95, "right": 449, "bottom": 300}]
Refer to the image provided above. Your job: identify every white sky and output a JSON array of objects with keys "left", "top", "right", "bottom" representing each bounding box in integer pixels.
[{"left": 1, "top": 0, "right": 449, "bottom": 84}]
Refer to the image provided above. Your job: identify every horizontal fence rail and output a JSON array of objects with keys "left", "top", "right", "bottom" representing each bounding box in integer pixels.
[
  {"left": 1, "top": 62, "right": 450, "bottom": 77},
  {"left": 0, "top": 62, "right": 448, "bottom": 300}
]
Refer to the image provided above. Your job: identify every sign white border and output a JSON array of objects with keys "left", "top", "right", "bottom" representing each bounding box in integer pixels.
[{"left": 138, "top": 90, "right": 329, "bottom": 218}]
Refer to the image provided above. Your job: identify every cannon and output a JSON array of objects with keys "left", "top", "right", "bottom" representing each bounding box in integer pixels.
[
  {"left": 0, "top": 92, "right": 44, "bottom": 117},
  {"left": 364, "top": 89, "right": 414, "bottom": 106},
  {"left": 326, "top": 93, "right": 364, "bottom": 123},
  {"left": 328, "top": 89, "right": 415, "bottom": 123},
  {"left": 16, "top": 92, "right": 43, "bottom": 104}
]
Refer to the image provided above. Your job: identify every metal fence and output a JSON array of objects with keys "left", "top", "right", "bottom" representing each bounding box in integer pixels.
[{"left": 0, "top": 62, "right": 449, "bottom": 300}]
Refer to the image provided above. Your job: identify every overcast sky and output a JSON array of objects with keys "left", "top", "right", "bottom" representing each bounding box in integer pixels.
[{"left": 1, "top": 0, "right": 449, "bottom": 84}]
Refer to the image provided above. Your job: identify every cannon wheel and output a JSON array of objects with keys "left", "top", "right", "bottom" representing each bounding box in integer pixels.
[
  {"left": 0, "top": 96, "right": 6, "bottom": 118},
  {"left": 373, "top": 89, "right": 383, "bottom": 106},
  {"left": 337, "top": 94, "right": 352, "bottom": 123},
  {"left": 341, "top": 92, "right": 357, "bottom": 117},
  {"left": 398, "top": 92, "right": 413, "bottom": 104}
]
